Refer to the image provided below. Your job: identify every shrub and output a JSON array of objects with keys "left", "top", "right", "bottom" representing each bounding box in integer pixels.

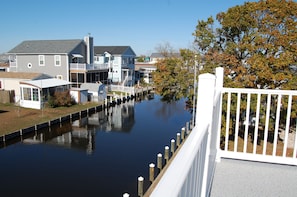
[{"left": 48, "top": 90, "right": 76, "bottom": 108}]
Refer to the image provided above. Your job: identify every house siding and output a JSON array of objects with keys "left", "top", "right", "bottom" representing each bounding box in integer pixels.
[{"left": 15, "top": 54, "right": 69, "bottom": 80}]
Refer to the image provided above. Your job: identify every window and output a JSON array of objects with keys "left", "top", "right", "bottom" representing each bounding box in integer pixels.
[
  {"left": 56, "top": 75, "right": 63, "bottom": 79},
  {"left": 39, "top": 55, "right": 45, "bottom": 66},
  {"left": 32, "top": 88, "right": 39, "bottom": 101},
  {"left": 23, "top": 88, "right": 31, "bottom": 100},
  {"left": 55, "top": 55, "right": 61, "bottom": 66}
]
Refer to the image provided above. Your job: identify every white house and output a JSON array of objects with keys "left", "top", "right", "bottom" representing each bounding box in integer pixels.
[{"left": 93, "top": 46, "right": 136, "bottom": 86}]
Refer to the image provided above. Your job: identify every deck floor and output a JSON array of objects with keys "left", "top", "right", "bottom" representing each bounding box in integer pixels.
[{"left": 210, "top": 158, "right": 297, "bottom": 197}]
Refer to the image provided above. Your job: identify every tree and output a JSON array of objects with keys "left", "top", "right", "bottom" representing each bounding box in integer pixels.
[
  {"left": 152, "top": 43, "right": 196, "bottom": 103},
  {"left": 193, "top": 0, "right": 297, "bottom": 131},
  {"left": 193, "top": 0, "right": 297, "bottom": 90}
]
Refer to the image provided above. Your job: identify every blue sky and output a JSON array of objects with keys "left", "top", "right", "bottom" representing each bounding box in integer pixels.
[{"left": 1, "top": 0, "right": 253, "bottom": 56}]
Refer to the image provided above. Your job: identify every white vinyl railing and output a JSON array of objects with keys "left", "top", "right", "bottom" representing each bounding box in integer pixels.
[
  {"left": 219, "top": 87, "right": 297, "bottom": 165},
  {"left": 70, "top": 63, "right": 109, "bottom": 70},
  {"left": 109, "top": 85, "right": 135, "bottom": 95},
  {"left": 148, "top": 67, "right": 297, "bottom": 196},
  {"left": 150, "top": 68, "right": 223, "bottom": 197}
]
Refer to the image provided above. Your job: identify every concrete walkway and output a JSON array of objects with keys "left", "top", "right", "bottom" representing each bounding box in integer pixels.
[{"left": 210, "top": 159, "right": 297, "bottom": 197}]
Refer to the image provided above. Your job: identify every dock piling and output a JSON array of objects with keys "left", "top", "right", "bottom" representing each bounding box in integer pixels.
[
  {"left": 138, "top": 176, "right": 144, "bottom": 197},
  {"left": 157, "top": 153, "right": 162, "bottom": 170},
  {"left": 149, "top": 163, "right": 155, "bottom": 182}
]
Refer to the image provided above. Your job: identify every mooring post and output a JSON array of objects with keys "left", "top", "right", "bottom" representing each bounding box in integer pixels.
[
  {"left": 138, "top": 176, "right": 144, "bottom": 197},
  {"left": 149, "top": 163, "right": 155, "bottom": 182},
  {"left": 181, "top": 127, "right": 185, "bottom": 140},
  {"left": 157, "top": 153, "right": 162, "bottom": 170},
  {"left": 176, "top": 133, "right": 181, "bottom": 147},
  {"left": 170, "top": 139, "right": 175, "bottom": 154},
  {"left": 164, "top": 146, "right": 169, "bottom": 163}
]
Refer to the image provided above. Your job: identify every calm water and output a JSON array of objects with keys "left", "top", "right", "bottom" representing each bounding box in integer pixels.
[{"left": 0, "top": 95, "right": 191, "bottom": 197}]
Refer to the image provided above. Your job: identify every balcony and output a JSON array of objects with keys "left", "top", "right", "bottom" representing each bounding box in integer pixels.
[
  {"left": 69, "top": 63, "right": 109, "bottom": 71},
  {"left": 145, "top": 67, "right": 297, "bottom": 197}
]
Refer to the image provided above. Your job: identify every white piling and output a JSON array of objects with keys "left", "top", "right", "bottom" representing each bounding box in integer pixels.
[
  {"left": 157, "top": 153, "right": 163, "bottom": 170},
  {"left": 170, "top": 139, "right": 175, "bottom": 153},
  {"left": 164, "top": 146, "right": 170, "bottom": 163},
  {"left": 149, "top": 163, "right": 155, "bottom": 182},
  {"left": 138, "top": 176, "right": 144, "bottom": 197},
  {"left": 176, "top": 133, "right": 181, "bottom": 147}
]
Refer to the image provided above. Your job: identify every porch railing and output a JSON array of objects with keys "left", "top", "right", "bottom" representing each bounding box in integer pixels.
[
  {"left": 219, "top": 87, "right": 297, "bottom": 165},
  {"left": 148, "top": 67, "right": 297, "bottom": 196},
  {"left": 69, "top": 63, "right": 109, "bottom": 70}
]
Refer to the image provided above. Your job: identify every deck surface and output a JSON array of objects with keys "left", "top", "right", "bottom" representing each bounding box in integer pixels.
[{"left": 210, "top": 158, "right": 297, "bottom": 197}]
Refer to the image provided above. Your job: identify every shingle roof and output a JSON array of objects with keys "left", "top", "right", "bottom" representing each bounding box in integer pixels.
[
  {"left": 8, "top": 39, "right": 84, "bottom": 54},
  {"left": 0, "top": 72, "right": 52, "bottom": 79},
  {"left": 94, "top": 46, "right": 135, "bottom": 55}
]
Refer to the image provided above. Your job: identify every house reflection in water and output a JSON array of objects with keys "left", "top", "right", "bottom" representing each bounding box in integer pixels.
[{"left": 22, "top": 99, "right": 136, "bottom": 154}]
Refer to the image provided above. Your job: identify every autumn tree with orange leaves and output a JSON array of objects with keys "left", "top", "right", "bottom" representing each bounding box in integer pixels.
[{"left": 194, "top": 0, "right": 297, "bottom": 90}]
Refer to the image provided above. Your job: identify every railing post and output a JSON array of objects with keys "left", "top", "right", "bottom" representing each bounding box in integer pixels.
[
  {"left": 214, "top": 67, "right": 224, "bottom": 163},
  {"left": 195, "top": 72, "right": 216, "bottom": 197}
]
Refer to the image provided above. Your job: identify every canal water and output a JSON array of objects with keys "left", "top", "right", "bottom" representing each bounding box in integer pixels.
[{"left": 0, "top": 94, "right": 191, "bottom": 197}]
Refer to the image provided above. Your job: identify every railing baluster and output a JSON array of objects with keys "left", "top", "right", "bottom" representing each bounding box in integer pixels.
[
  {"left": 225, "top": 92, "right": 231, "bottom": 151},
  {"left": 244, "top": 93, "right": 251, "bottom": 153},
  {"left": 293, "top": 119, "right": 297, "bottom": 158},
  {"left": 283, "top": 94, "right": 292, "bottom": 157},
  {"left": 234, "top": 92, "right": 241, "bottom": 152},
  {"left": 263, "top": 94, "right": 271, "bottom": 155},
  {"left": 253, "top": 93, "right": 261, "bottom": 154},
  {"left": 273, "top": 94, "right": 282, "bottom": 156}
]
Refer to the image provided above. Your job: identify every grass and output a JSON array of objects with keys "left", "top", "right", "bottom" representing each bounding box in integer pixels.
[{"left": 0, "top": 102, "right": 101, "bottom": 135}]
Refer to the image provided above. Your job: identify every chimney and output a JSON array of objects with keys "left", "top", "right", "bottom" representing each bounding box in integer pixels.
[{"left": 84, "top": 34, "right": 94, "bottom": 64}]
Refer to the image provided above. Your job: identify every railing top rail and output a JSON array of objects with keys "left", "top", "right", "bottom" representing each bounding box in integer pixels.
[
  {"left": 150, "top": 124, "right": 210, "bottom": 197},
  {"left": 222, "top": 87, "right": 297, "bottom": 95}
]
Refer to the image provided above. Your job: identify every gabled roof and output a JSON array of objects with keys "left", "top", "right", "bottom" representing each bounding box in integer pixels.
[
  {"left": 94, "top": 46, "right": 136, "bottom": 56},
  {"left": 0, "top": 72, "right": 52, "bottom": 80},
  {"left": 7, "top": 39, "right": 84, "bottom": 54}
]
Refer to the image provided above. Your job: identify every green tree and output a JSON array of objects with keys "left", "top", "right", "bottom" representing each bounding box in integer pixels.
[{"left": 152, "top": 45, "right": 196, "bottom": 103}]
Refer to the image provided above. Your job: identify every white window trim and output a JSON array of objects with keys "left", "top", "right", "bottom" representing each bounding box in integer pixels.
[
  {"left": 54, "top": 55, "right": 61, "bottom": 66},
  {"left": 39, "top": 55, "right": 45, "bottom": 66}
]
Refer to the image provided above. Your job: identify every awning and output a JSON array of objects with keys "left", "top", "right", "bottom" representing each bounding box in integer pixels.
[
  {"left": 20, "top": 78, "right": 71, "bottom": 89},
  {"left": 72, "top": 54, "right": 83, "bottom": 58}
]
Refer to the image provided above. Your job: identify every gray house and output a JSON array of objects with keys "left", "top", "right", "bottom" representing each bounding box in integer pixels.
[
  {"left": 94, "top": 46, "right": 136, "bottom": 86},
  {"left": 7, "top": 35, "right": 108, "bottom": 87}
]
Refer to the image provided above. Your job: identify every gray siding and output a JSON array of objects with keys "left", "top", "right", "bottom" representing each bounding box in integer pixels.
[{"left": 15, "top": 54, "right": 68, "bottom": 80}]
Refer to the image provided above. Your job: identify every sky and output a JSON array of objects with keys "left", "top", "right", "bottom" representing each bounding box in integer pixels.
[{"left": 0, "top": 0, "right": 253, "bottom": 56}]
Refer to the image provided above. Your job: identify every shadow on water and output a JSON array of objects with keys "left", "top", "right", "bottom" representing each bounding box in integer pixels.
[{"left": 0, "top": 93, "right": 192, "bottom": 197}]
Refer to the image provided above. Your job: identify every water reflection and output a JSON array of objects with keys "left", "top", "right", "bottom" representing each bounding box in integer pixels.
[{"left": 0, "top": 93, "right": 191, "bottom": 197}]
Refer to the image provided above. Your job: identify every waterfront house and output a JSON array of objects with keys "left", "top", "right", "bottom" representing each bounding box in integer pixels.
[
  {"left": 134, "top": 62, "right": 156, "bottom": 84},
  {"left": 7, "top": 35, "right": 108, "bottom": 87},
  {"left": 93, "top": 46, "right": 136, "bottom": 86}
]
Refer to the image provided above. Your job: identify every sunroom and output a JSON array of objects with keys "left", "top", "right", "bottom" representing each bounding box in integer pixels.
[{"left": 19, "top": 78, "right": 71, "bottom": 109}]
